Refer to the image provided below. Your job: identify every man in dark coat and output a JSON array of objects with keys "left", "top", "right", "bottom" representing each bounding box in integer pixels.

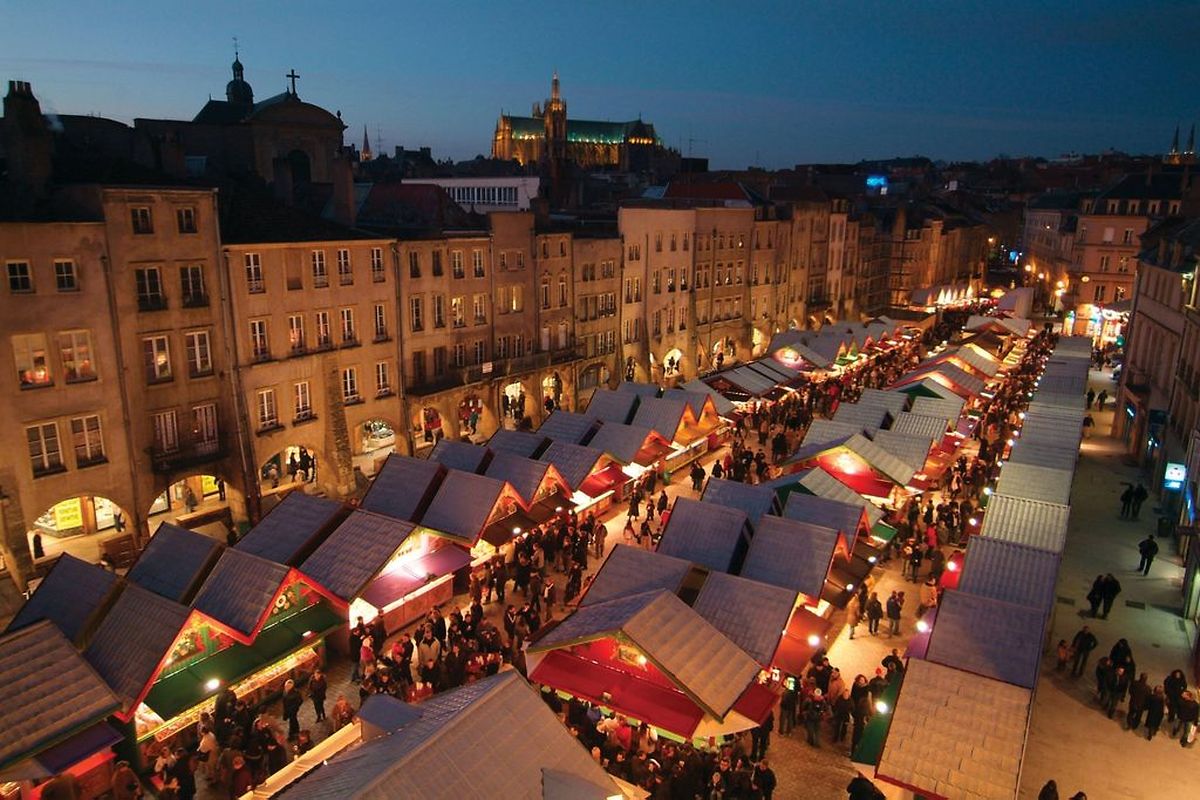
[
  {"left": 1070, "top": 626, "right": 1098, "bottom": 677},
  {"left": 1100, "top": 573, "right": 1122, "bottom": 618},
  {"left": 1137, "top": 535, "right": 1159, "bottom": 575}
]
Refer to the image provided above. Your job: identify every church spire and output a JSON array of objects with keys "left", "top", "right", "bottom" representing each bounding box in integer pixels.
[
  {"left": 1171, "top": 124, "right": 1180, "bottom": 155},
  {"left": 1188, "top": 124, "right": 1196, "bottom": 156},
  {"left": 551, "top": 70, "right": 560, "bottom": 101},
  {"left": 361, "top": 124, "right": 372, "bottom": 161}
]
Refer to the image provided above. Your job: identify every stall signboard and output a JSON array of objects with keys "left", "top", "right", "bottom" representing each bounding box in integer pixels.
[
  {"left": 1165, "top": 462, "right": 1187, "bottom": 492},
  {"left": 53, "top": 497, "right": 84, "bottom": 531}
]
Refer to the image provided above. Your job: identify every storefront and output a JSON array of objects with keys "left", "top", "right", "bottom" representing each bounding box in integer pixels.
[{"left": 539, "top": 441, "right": 625, "bottom": 515}]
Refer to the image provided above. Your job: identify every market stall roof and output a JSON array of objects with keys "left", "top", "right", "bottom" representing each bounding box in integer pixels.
[
  {"left": 235, "top": 492, "right": 346, "bottom": 566},
  {"left": 722, "top": 365, "right": 779, "bottom": 396},
  {"left": 889, "top": 412, "right": 952, "bottom": 441},
  {"left": 802, "top": 419, "right": 866, "bottom": 447},
  {"left": 741, "top": 515, "right": 843, "bottom": 599},
  {"left": 5, "top": 554, "right": 118, "bottom": 644},
  {"left": 965, "top": 313, "right": 1032, "bottom": 337},
  {"left": 767, "top": 330, "right": 834, "bottom": 369},
  {"left": 0, "top": 621, "right": 122, "bottom": 773},
  {"left": 485, "top": 429, "right": 550, "bottom": 459},
  {"left": 772, "top": 467, "right": 885, "bottom": 526},
  {"left": 539, "top": 441, "right": 609, "bottom": 491},
  {"left": 1056, "top": 335, "right": 1095, "bottom": 355},
  {"left": 792, "top": 433, "right": 917, "bottom": 488},
  {"left": 875, "top": 659, "right": 1031, "bottom": 800},
  {"left": 896, "top": 363, "right": 986, "bottom": 399},
  {"left": 747, "top": 358, "right": 800, "bottom": 384},
  {"left": 1037, "top": 371, "right": 1088, "bottom": 396},
  {"left": 869, "top": 430, "right": 934, "bottom": 475},
  {"left": 890, "top": 376, "right": 962, "bottom": 402},
  {"left": 957, "top": 538, "right": 1060, "bottom": 615},
  {"left": 83, "top": 583, "right": 194, "bottom": 713},
  {"left": 980, "top": 494, "right": 1070, "bottom": 554},
  {"left": 580, "top": 545, "right": 694, "bottom": 607},
  {"left": 277, "top": 672, "right": 619, "bottom": 800},
  {"left": 923, "top": 590, "right": 1045, "bottom": 689},
  {"left": 771, "top": 606, "right": 834, "bottom": 677},
  {"left": 302, "top": 511, "right": 418, "bottom": 601},
  {"left": 419, "top": 471, "right": 513, "bottom": 544},
  {"left": 946, "top": 346, "right": 1002, "bottom": 378},
  {"left": 701, "top": 479, "right": 779, "bottom": 526},
  {"left": 1028, "top": 391, "right": 1087, "bottom": 411},
  {"left": 907, "top": 395, "right": 966, "bottom": 429},
  {"left": 961, "top": 341, "right": 1003, "bottom": 368},
  {"left": 359, "top": 546, "right": 474, "bottom": 612},
  {"left": 664, "top": 387, "right": 722, "bottom": 420},
  {"left": 691, "top": 572, "right": 797, "bottom": 667},
  {"left": 584, "top": 388, "right": 639, "bottom": 425},
  {"left": 632, "top": 396, "right": 693, "bottom": 442},
  {"left": 781, "top": 492, "right": 871, "bottom": 550},
  {"left": 995, "top": 462, "right": 1074, "bottom": 506},
  {"left": 587, "top": 423, "right": 672, "bottom": 465},
  {"left": 856, "top": 388, "right": 910, "bottom": 417},
  {"left": 1005, "top": 440, "right": 1079, "bottom": 472},
  {"left": 678, "top": 381, "right": 737, "bottom": 417},
  {"left": 127, "top": 522, "right": 223, "bottom": 603},
  {"left": 483, "top": 452, "right": 565, "bottom": 507},
  {"left": 1016, "top": 416, "right": 1080, "bottom": 449},
  {"left": 428, "top": 439, "right": 490, "bottom": 473},
  {"left": 617, "top": 381, "right": 663, "bottom": 399},
  {"left": 832, "top": 401, "right": 891, "bottom": 432},
  {"left": 359, "top": 455, "right": 445, "bottom": 524},
  {"left": 528, "top": 589, "right": 762, "bottom": 719},
  {"left": 537, "top": 410, "right": 599, "bottom": 445},
  {"left": 657, "top": 498, "right": 751, "bottom": 574},
  {"left": 191, "top": 549, "right": 293, "bottom": 639}
]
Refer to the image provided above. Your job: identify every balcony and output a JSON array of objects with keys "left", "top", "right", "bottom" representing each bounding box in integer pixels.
[
  {"left": 149, "top": 436, "right": 228, "bottom": 474},
  {"left": 138, "top": 295, "right": 168, "bottom": 312},
  {"left": 405, "top": 346, "right": 586, "bottom": 397},
  {"left": 182, "top": 293, "right": 210, "bottom": 308}
]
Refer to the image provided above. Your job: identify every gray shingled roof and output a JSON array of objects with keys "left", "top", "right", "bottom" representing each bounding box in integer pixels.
[
  {"left": 840, "top": 433, "right": 916, "bottom": 486},
  {"left": 920, "top": 363, "right": 986, "bottom": 396},
  {"left": 856, "top": 388, "right": 910, "bottom": 417},
  {"left": 701, "top": 479, "right": 779, "bottom": 526},
  {"left": 1056, "top": 335, "right": 1094, "bottom": 355},
  {"left": 832, "top": 401, "right": 889, "bottom": 432},
  {"left": 539, "top": 441, "right": 606, "bottom": 490},
  {"left": 580, "top": 545, "right": 693, "bottom": 607},
  {"left": 741, "top": 515, "right": 839, "bottom": 598},
  {"left": 583, "top": 389, "right": 638, "bottom": 424},
  {"left": 723, "top": 365, "right": 778, "bottom": 395},
  {"left": 678, "top": 381, "right": 736, "bottom": 416},
  {"left": 657, "top": 498, "right": 749, "bottom": 573},
  {"left": 277, "top": 672, "right": 618, "bottom": 800},
  {"left": 235, "top": 492, "right": 344, "bottom": 565},
  {"left": 1035, "top": 372, "right": 1088, "bottom": 396},
  {"left": 782, "top": 492, "right": 869, "bottom": 543},
  {"left": 870, "top": 430, "right": 934, "bottom": 474},
  {"left": 995, "top": 462, "right": 1074, "bottom": 506},
  {"left": 0, "top": 621, "right": 121, "bottom": 772},
  {"left": 429, "top": 440, "right": 489, "bottom": 473},
  {"left": 127, "top": 522, "right": 222, "bottom": 603},
  {"left": 890, "top": 412, "right": 951, "bottom": 440},
  {"left": 301, "top": 511, "right": 418, "bottom": 600},
  {"left": 530, "top": 590, "right": 762, "bottom": 718},
  {"left": 924, "top": 590, "right": 1046, "bottom": 689},
  {"left": 794, "top": 468, "right": 885, "bottom": 525},
  {"left": 420, "top": 471, "right": 508, "bottom": 542},
  {"left": 908, "top": 395, "right": 965, "bottom": 428},
  {"left": 617, "top": 382, "right": 662, "bottom": 398},
  {"left": 5, "top": 554, "right": 117, "bottom": 643},
  {"left": 536, "top": 410, "right": 598, "bottom": 445},
  {"left": 1023, "top": 405, "right": 1085, "bottom": 426},
  {"left": 981, "top": 494, "right": 1070, "bottom": 553},
  {"left": 691, "top": 571, "right": 796, "bottom": 666},
  {"left": 958, "top": 537, "right": 1060, "bottom": 615},
  {"left": 803, "top": 419, "right": 864, "bottom": 446},
  {"left": 786, "top": 433, "right": 855, "bottom": 466},
  {"left": 632, "top": 396, "right": 690, "bottom": 442},
  {"left": 486, "top": 429, "right": 549, "bottom": 459},
  {"left": 876, "top": 659, "right": 1031, "bottom": 800},
  {"left": 1017, "top": 416, "right": 1080, "bottom": 448},
  {"left": 360, "top": 455, "right": 444, "bottom": 523},
  {"left": 84, "top": 584, "right": 192, "bottom": 710},
  {"left": 587, "top": 422, "right": 661, "bottom": 464},
  {"left": 1028, "top": 391, "right": 1087, "bottom": 411},
  {"left": 484, "top": 452, "right": 552, "bottom": 505},
  {"left": 191, "top": 549, "right": 291, "bottom": 637},
  {"left": 951, "top": 346, "right": 1001, "bottom": 377}
]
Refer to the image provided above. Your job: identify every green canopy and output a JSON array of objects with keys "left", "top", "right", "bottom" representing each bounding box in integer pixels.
[
  {"left": 851, "top": 672, "right": 903, "bottom": 765},
  {"left": 870, "top": 521, "right": 898, "bottom": 544}
]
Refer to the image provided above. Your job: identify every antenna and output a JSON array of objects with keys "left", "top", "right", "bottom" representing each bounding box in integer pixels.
[{"left": 687, "top": 137, "right": 708, "bottom": 157}]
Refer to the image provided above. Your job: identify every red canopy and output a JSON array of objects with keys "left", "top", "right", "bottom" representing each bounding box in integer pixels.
[{"left": 771, "top": 607, "right": 833, "bottom": 676}]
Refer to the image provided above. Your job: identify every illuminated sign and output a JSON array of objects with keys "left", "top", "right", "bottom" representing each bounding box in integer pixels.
[
  {"left": 866, "top": 175, "right": 888, "bottom": 189},
  {"left": 1164, "top": 462, "right": 1187, "bottom": 492}
]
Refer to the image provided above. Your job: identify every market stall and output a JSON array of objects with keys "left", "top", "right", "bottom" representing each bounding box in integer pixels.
[
  {"left": 700, "top": 479, "right": 780, "bottom": 527},
  {"left": 429, "top": 439, "right": 491, "bottom": 473},
  {"left": 127, "top": 522, "right": 223, "bottom": 603},
  {"left": 741, "top": 515, "right": 849, "bottom": 608},
  {"left": 483, "top": 452, "right": 574, "bottom": 530},
  {"left": 586, "top": 423, "right": 674, "bottom": 480},
  {"left": 358, "top": 454, "right": 446, "bottom": 523},
  {"left": 632, "top": 395, "right": 721, "bottom": 472},
  {"left": 537, "top": 410, "right": 601, "bottom": 445},
  {"left": 234, "top": 492, "right": 347, "bottom": 566},
  {"left": 781, "top": 433, "right": 916, "bottom": 505},
  {"left": 3, "top": 554, "right": 117, "bottom": 645},
  {"left": 583, "top": 388, "right": 639, "bottom": 425},
  {"left": 539, "top": 441, "right": 624, "bottom": 515},
  {"left": 417, "top": 470, "right": 527, "bottom": 560},
  {"left": 486, "top": 429, "right": 551, "bottom": 459},
  {"left": 656, "top": 497, "right": 751, "bottom": 574}
]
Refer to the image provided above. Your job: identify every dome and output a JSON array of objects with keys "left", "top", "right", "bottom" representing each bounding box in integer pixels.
[{"left": 226, "top": 57, "right": 253, "bottom": 106}]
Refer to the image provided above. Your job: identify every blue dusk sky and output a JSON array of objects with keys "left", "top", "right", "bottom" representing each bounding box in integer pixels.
[{"left": 1, "top": 1, "right": 1196, "bottom": 168}]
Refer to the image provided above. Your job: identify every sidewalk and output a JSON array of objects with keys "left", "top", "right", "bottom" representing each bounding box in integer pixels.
[{"left": 1018, "top": 369, "right": 1196, "bottom": 799}]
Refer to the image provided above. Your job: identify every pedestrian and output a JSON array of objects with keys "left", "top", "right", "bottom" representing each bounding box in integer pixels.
[
  {"left": 802, "top": 689, "right": 825, "bottom": 747},
  {"left": 1097, "top": 389, "right": 1108, "bottom": 411},
  {"left": 1131, "top": 483, "right": 1149, "bottom": 520},
  {"left": 1086, "top": 575, "right": 1104, "bottom": 618},
  {"left": 309, "top": 667, "right": 327, "bottom": 722},
  {"left": 1086, "top": 388, "right": 1096, "bottom": 409},
  {"left": 866, "top": 592, "right": 883, "bottom": 636},
  {"left": 754, "top": 758, "right": 777, "bottom": 800},
  {"left": 1105, "top": 665, "right": 1130, "bottom": 718},
  {"left": 1100, "top": 573, "right": 1122, "bottom": 619},
  {"left": 885, "top": 591, "right": 902, "bottom": 636},
  {"left": 1165, "top": 669, "right": 1187, "bottom": 722},
  {"left": 846, "top": 773, "right": 885, "bottom": 800},
  {"left": 1145, "top": 686, "right": 1167, "bottom": 740},
  {"left": 1119, "top": 486, "right": 1134, "bottom": 519},
  {"left": 846, "top": 591, "right": 862, "bottom": 639},
  {"left": 690, "top": 462, "right": 705, "bottom": 492},
  {"left": 1055, "top": 639, "right": 1071, "bottom": 672},
  {"left": 1137, "top": 535, "right": 1158, "bottom": 575},
  {"left": 1039, "top": 780, "right": 1059, "bottom": 800},
  {"left": 1070, "top": 626, "right": 1098, "bottom": 677},
  {"left": 1126, "top": 672, "right": 1150, "bottom": 731},
  {"left": 281, "top": 679, "right": 303, "bottom": 740},
  {"left": 1176, "top": 690, "right": 1199, "bottom": 746}
]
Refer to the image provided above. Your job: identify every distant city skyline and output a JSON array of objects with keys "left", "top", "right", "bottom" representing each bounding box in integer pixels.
[{"left": 1, "top": 1, "right": 1196, "bottom": 169}]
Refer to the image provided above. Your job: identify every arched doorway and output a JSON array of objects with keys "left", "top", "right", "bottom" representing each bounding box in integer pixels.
[
  {"left": 542, "top": 371, "right": 564, "bottom": 413},
  {"left": 287, "top": 149, "right": 312, "bottom": 185},
  {"left": 501, "top": 381, "right": 530, "bottom": 429},
  {"left": 711, "top": 337, "right": 735, "bottom": 371},
  {"left": 355, "top": 419, "right": 396, "bottom": 476},
  {"left": 661, "top": 348, "right": 684, "bottom": 379},
  {"left": 412, "top": 406, "right": 444, "bottom": 451},
  {"left": 148, "top": 474, "right": 233, "bottom": 537},
  {"left": 578, "top": 362, "right": 609, "bottom": 404},
  {"left": 752, "top": 328, "right": 768, "bottom": 358},
  {"left": 260, "top": 445, "right": 320, "bottom": 495},
  {"left": 27, "top": 495, "right": 133, "bottom": 566}
]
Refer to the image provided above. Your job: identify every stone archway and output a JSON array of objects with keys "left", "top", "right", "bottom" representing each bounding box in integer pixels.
[
  {"left": 147, "top": 473, "right": 236, "bottom": 539},
  {"left": 354, "top": 418, "right": 399, "bottom": 476},
  {"left": 26, "top": 494, "right": 135, "bottom": 567}
]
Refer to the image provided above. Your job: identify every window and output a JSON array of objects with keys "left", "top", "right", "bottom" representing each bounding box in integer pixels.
[
  {"left": 517, "top": 251, "right": 524, "bottom": 269},
  {"left": 294, "top": 381, "right": 313, "bottom": 420},
  {"left": 14, "top": 333, "right": 52, "bottom": 387},
  {"left": 453, "top": 342, "right": 466, "bottom": 367},
  {"left": 185, "top": 330, "right": 212, "bottom": 376},
  {"left": 473, "top": 340, "right": 485, "bottom": 365},
  {"left": 340, "top": 307, "right": 357, "bottom": 343},
  {"left": 152, "top": 410, "right": 178, "bottom": 454},
  {"left": 410, "top": 296, "right": 424, "bottom": 332},
  {"left": 7, "top": 262, "right": 32, "bottom": 293},
  {"left": 71, "top": 415, "right": 105, "bottom": 466},
  {"left": 495, "top": 336, "right": 508, "bottom": 359},
  {"left": 176, "top": 207, "right": 197, "bottom": 234},
  {"left": 433, "top": 294, "right": 445, "bottom": 328},
  {"left": 1118, "top": 256, "right": 1130, "bottom": 273},
  {"left": 55, "top": 260, "right": 78, "bottom": 292},
  {"left": 288, "top": 315, "right": 306, "bottom": 353},
  {"left": 192, "top": 404, "right": 218, "bottom": 452},
  {"left": 432, "top": 250, "right": 444, "bottom": 276},
  {"left": 509, "top": 285, "right": 523, "bottom": 313},
  {"left": 342, "top": 367, "right": 360, "bottom": 402},
  {"left": 472, "top": 249, "right": 485, "bottom": 278},
  {"left": 143, "top": 336, "right": 172, "bottom": 382},
  {"left": 371, "top": 247, "right": 385, "bottom": 282},
  {"left": 136, "top": 267, "right": 166, "bottom": 310},
  {"left": 499, "top": 252, "right": 507, "bottom": 269},
  {"left": 433, "top": 347, "right": 447, "bottom": 377},
  {"left": 451, "top": 250, "right": 464, "bottom": 278},
  {"left": 1094, "top": 284, "right": 1107, "bottom": 303},
  {"left": 559, "top": 278, "right": 567, "bottom": 307},
  {"left": 312, "top": 250, "right": 328, "bottom": 287},
  {"left": 452, "top": 296, "right": 465, "bottom": 328},
  {"left": 655, "top": 233, "right": 663, "bottom": 252},
  {"left": 409, "top": 251, "right": 421, "bottom": 278},
  {"left": 1099, "top": 255, "right": 1110, "bottom": 272},
  {"left": 181, "top": 265, "right": 207, "bottom": 306},
  {"left": 374, "top": 304, "right": 388, "bottom": 340},
  {"left": 257, "top": 389, "right": 278, "bottom": 429},
  {"left": 337, "top": 249, "right": 352, "bottom": 285},
  {"left": 1123, "top": 229, "right": 1134, "bottom": 245},
  {"left": 315, "top": 311, "right": 332, "bottom": 348},
  {"left": 473, "top": 293, "right": 487, "bottom": 324},
  {"left": 240, "top": 252, "right": 264, "bottom": 293},
  {"left": 27, "top": 423, "right": 63, "bottom": 476},
  {"left": 131, "top": 206, "right": 153, "bottom": 235},
  {"left": 250, "top": 320, "right": 270, "bottom": 361},
  {"left": 376, "top": 361, "right": 392, "bottom": 395},
  {"left": 411, "top": 351, "right": 426, "bottom": 384},
  {"left": 558, "top": 241, "right": 566, "bottom": 257},
  {"left": 59, "top": 330, "right": 96, "bottom": 382},
  {"left": 541, "top": 280, "right": 551, "bottom": 309}
]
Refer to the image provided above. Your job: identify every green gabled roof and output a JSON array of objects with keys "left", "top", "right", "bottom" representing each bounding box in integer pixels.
[{"left": 501, "top": 116, "right": 658, "bottom": 146}]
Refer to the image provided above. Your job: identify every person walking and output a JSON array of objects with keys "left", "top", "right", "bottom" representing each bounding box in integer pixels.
[
  {"left": 885, "top": 591, "right": 902, "bottom": 636},
  {"left": 1175, "top": 690, "right": 1199, "bottom": 746},
  {"left": 1070, "top": 626, "right": 1098, "bottom": 677},
  {"left": 1145, "top": 686, "right": 1167, "bottom": 740},
  {"left": 281, "top": 679, "right": 303, "bottom": 740},
  {"left": 1086, "top": 575, "right": 1104, "bottom": 618},
  {"left": 1086, "top": 388, "right": 1096, "bottom": 409},
  {"left": 1137, "top": 535, "right": 1159, "bottom": 576},
  {"left": 802, "top": 689, "right": 826, "bottom": 748},
  {"left": 1105, "top": 666, "right": 1130, "bottom": 719},
  {"left": 866, "top": 592, "right": 883, "bottom": 636},
  {"left": 1165, "top": 669, "right": 1188, "bottom": 723},
  {"left": 1119, "top": 486, "right": 1134, "bottom": 519},
  {"left": 1097, "top": 389, "right": 1108, "bottom": 411},
  {"left": 846, "top": 591, "right": 862, "bottom": 640},
  {"left": 1131, "top": 483, "right": 1149, "bottom": 520},
  {"left": 1100, "top": 574, "right": 1122, "bottom": 619},
  {"left": 1126, "top": 673, "right": 1150, "bottom": 731},
  {"left": 309, "top": 667, "right": 327, "bottom": 722}
]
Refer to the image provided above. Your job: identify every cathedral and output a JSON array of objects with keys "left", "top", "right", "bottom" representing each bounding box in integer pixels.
[
  {"left": 492, "top": 73, "right": 663, "bottom": 172},
  {"left": 1165, "top": 123, "right": 1196, "bottom": 165}
]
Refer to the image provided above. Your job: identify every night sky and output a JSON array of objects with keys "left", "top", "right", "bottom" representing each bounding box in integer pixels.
[{"left": 2, "top": 1, "right": 1196, "bottom": 169}]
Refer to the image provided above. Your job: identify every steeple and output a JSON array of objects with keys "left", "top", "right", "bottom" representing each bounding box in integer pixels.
[
  {"left": 551, "top": 70, "right": 560, "bottom": 101},
  {"left": 361, "top": 124, "right": 372, "bottom": 161},
  {"left": 1188, "top": 124, "right": 1196, "bottom": 157},
  {"left": 1171, "top": 124, "right": 1180, "bottom": 156},
  {"left": 225, "top": 45, "right": 253, "bottom": 106}
]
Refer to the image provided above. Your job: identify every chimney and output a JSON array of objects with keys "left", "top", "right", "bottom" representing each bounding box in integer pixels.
[
  {"left": 331, "top": 150, "right": 355, "bottom": 227},
  {"left": 2, "top": 80, "right": 53, "bottom": 201}
]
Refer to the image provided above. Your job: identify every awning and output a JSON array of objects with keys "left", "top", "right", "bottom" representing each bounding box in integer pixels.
[
  {"left": 359, "top": 546, "right": 472, "bottom": 610},
  {"left": 579, "top": 463, "right": 628, "bottom": 498},
  {"left": 34, "top": 722, "right": 123, "bottom": 775},
  {"left": 851, "top": 673, "right": 902, "bottom": 765},
  {"left": 771, "top": 607, "right": 833, "bottom": 676},
  {"left": 870, "top": 522, "right": 897, "bottom": 545}
]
